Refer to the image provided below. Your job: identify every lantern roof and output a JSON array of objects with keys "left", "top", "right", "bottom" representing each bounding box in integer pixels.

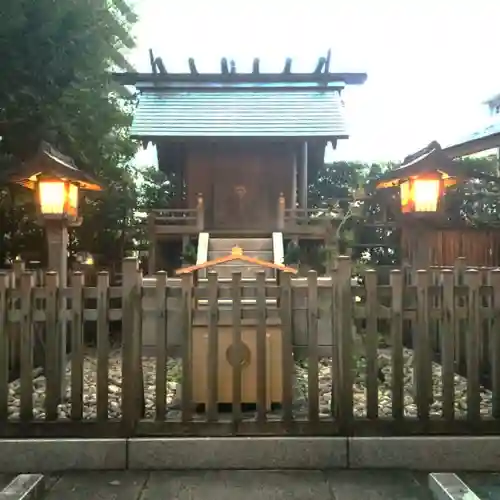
[
  {"left": 2, "top": 142, "right": 102, "bottom": 191},
  {"left": 375, "top": 141, "right": 498, "bottom": 189}
]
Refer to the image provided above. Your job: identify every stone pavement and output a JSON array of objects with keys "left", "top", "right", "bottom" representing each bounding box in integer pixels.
[{"left": 2, "top": 470, "right": 499, "bottom": 499}]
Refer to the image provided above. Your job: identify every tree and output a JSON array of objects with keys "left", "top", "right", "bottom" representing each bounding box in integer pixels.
[
  {"left": 0, "top": 0, "right": 138, "bottom": 266},
  {"left": 137, "top": 166, "right": 178, "bottom": 211}
]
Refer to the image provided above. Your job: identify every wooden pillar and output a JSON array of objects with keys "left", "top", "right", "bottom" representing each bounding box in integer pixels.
[
  {"left": 45, "top": 220, "right": 69, "bottom": 399},
  {"left": 277, "top": 193, "right": 285, "bottom": 231},
  {"left": 299, "top": 142, "right": 308, "bottom": 209},
  {"left": 497, "top": 146, "right": 500, "bottom": 177},
  {"left": 147, "top": 213, "right": 157, "bottom": 275},
  {"left": 196, "top": 193, "right": 204, "bottom": 231},
  {"left": 291, "top": 150, "right": 297, "bottom": 211}
]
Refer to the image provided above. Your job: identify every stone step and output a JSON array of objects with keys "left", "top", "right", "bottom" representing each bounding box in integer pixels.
[
  {"left": 207, "top": 250, "right": 273, "bottom": 261},
  {"left": 205, "top": 260, "right": 273, "bottom": 269},
  {"left": 208, "top": 237, "right": 273, "bottom": 252},
  {"left": 208, "top": 265, "right": 274, "bottom": 279},
  {"left": 197, "top": 298, "right": 278, "bottom": 307}
]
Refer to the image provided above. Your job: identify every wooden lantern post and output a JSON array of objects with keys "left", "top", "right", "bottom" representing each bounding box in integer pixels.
[{"left": 3, "top": 142, "right": 103, "bottom": 399}]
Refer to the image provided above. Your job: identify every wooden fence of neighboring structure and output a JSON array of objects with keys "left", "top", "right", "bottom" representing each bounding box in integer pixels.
[
  {"left": 0, "top": 256, "right": 499, "bottom": 438},
  {"left": 402, "top": 226, "right": 500, "bottom": 268}
]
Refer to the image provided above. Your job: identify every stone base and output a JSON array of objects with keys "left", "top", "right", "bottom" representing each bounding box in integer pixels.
[{"left": 1, "top": 437, "right": 500, "bottom": 472}]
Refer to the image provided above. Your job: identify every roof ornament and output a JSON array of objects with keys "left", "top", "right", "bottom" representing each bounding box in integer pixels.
[{"left": 232, "top": 246, "right": 243, "bottom": 256}]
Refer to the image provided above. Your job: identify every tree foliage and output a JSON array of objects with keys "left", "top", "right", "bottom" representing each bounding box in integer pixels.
[{"left": 0, "top": 0, "right": 138, "bottom": 266}]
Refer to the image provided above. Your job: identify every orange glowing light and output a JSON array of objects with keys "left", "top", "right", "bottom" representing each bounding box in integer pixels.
[
  {"left": 400, "top": 176, "right": 442, "bottom": 213},
  {"left": 37, "top": 180, "right": 79, "bottom": 218}
]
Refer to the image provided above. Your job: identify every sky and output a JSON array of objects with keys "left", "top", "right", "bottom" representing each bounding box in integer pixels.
[{"left": 127, "top": 0, "right": 500, "bottom": 165}]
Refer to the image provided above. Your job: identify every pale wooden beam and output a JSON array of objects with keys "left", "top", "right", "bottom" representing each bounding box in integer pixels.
[
  {"left": 188, "top": 58, "right": 198, "bottom": 75},
  {"left": 221, "top": 57, "right": 229, "bottom": 74},
  {"left": 283, "top": 57, "right": 292, "bottom": 74}
]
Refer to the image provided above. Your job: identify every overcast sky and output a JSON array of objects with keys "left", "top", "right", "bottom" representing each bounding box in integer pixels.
[{"left": 128, "top": 0, "right": 500, "bottom": 164}]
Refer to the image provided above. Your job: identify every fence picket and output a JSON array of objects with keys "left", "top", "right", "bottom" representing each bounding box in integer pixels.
[
  {"left": 206, "top": 271, "right": 219, "bottom": 422},
  {"left": 231, "top": 272, "right": 242, "bottom": 423},
  {"left": 415, "top": 270, "right": 431, "bottom": 420},
  {"left": 337, "top": 257, "right": 353, "bottom": 431},
  {"left": 454, "top": 257, "right": 466, "bottom": 364},
  {"left": 390, "top": 270, "right": 404, "bottom": 420},
  {"left": 465, "top": 269, "right": 481, "bottom": 421},
  {"left": 0, "top": 272, "right": 9, "bottom": 421},
  {"left": 279, "top": 272, "right": 294, "bottom": 425},
  {"left": 491, "top": 269, "right": 500, "bottom": 419},
  {"left": 44, "top": 272, "right": 59, "bottom": 420},
  {"left": 96, "top": 271, "right": 110, "bottom": 421},
  {"left": 364, "top": 269, "right": 378, "bottom": 419},
  {"left": 154, "top": 271, "right": 168, "bottom": 421},
  {"left": 180, "top": 273, "right": 193, "bottom": 422},
  {"left": 440, "top": 270, "right": 455, "bottom": 421},
  {"left": 20, "top": 272, "right": 34, "bottom": 422},
  {"left": 330, "top": 268, "right": 339, "bottom": 419},
  {"left": 307, "top": 270, "right": 319, "bottom": 423},
  {"left": 256, "top": 271, "right": 267, "bottom": 424},
  {"left": 121, "top": 258, "right": 143, "bottom": 427},
  {"left": 70, "top": 272, "right": 85, "bottom": 420}
]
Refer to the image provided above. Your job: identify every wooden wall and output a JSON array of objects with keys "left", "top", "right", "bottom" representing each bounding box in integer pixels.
[
  {"left": 184, "top": 142, "right": 294, "bottom": 230},
  {"left": 402, "top": 227, "right": 500, "bottom": 267}
]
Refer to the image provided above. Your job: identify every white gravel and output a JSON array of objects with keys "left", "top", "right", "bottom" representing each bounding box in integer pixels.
[{"left": 7, "top": 347, "right": 492, "bottom": 420}]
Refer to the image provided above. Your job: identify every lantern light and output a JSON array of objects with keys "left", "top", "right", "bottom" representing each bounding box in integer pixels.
[
  {"left": 400, "top": 175, "right": 443, "bottom": 213},
  {"left": 37, "top": 179, "right": 79, "bottom": 220},
  {"left": 412, "top": 178, "right": 440, "bottom": 212}
]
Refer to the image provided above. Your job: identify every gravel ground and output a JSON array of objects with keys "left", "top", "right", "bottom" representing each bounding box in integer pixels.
[{"left": 7, "top": 347, "right": 493, "bottom": 420}]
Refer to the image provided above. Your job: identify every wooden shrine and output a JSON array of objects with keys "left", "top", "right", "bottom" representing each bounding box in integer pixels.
[
  {"left": 113, "top": 52, "right": 367, "bottom": 273},
  {"left": 176, "top": 247, "right": 297, "bottom": 409}
]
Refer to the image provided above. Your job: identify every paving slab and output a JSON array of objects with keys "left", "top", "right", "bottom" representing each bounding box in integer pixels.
[
  {"left": 43, "top": 472, "right": 148, "bottom": 500},
  {"left": 141, "top": 471, "right": 332, "bottom": 500},
  {"left": 0, "top": 476, "right": 13, "bottom": 491},
  {"left": 459, "top": 472, "right": 500, "bottom": 499},
  {"left": 24, "top": 470, "right": 500, "bottom": 500},
  {"left": 326, "top": 470, "right": 433, "bottom": 500}
]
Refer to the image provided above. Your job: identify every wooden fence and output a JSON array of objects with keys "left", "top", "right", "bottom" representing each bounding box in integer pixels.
[{"left": 0, "top": 256, "right": 499, "bottom": 438}]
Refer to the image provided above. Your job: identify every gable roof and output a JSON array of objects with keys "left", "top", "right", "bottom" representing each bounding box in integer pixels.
[
  {"left": 130, "top": 88, "right": 348, "bottom": 139},
  {"left": 114, "top": 53, "right": 366, "bottom": 141}
]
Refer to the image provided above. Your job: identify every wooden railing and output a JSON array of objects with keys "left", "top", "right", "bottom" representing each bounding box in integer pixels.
[
  {"left": 284, "top": 208, "right": 334, "bottom": 225},
  {"left": 0, "top": 257, "right": 499, "bottom": 437},
  {"left": 278, "top": 193, "right": 337, "bottom": 233},
  {"left": 151, "top": 208, "right": 198, "bottom": 225},
  {"left": 148, "top": 193, "right": 205, "bottom": 233}
]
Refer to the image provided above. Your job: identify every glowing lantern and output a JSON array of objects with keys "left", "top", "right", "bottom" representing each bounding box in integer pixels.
[
  {"left": 400, "top": 175, "right": 443, "bottom": 213},
  {"left": 37, "top": 178, "right": 79, "bottom": 221}
]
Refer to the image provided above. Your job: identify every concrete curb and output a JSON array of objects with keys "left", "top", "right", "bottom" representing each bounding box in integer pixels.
[
  {"left": 0, "top": 437, "right": 499, "bottom": 472},
  {"left": 0, "top": 439, "right": 126, "bottom": 473},
  {"left": 128, "top": 437, "right": 348, "bottom": 470},
  {"left": 349, "top": 437, "right": 500, "bottom": 471}
]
